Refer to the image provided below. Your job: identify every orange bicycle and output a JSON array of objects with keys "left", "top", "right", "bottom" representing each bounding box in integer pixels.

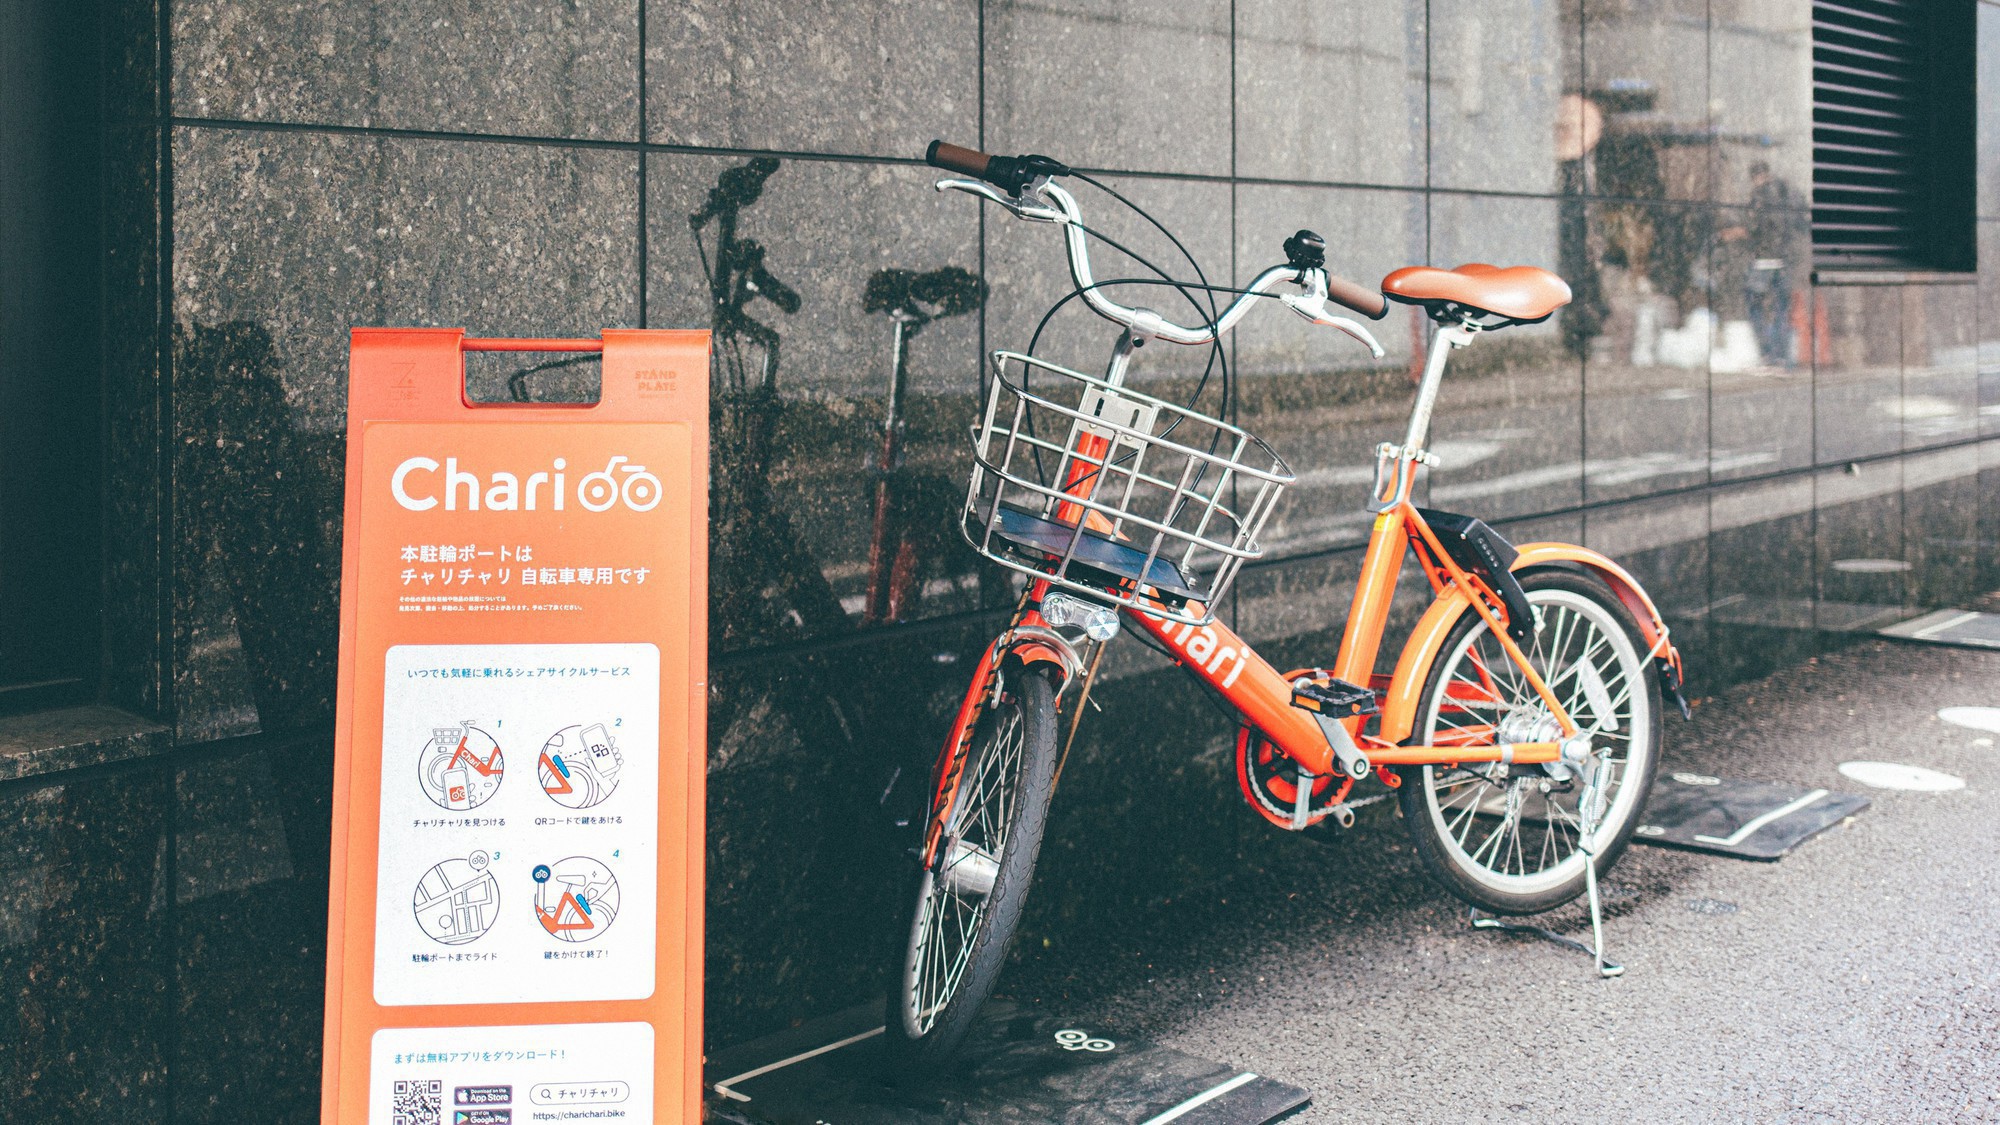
[{"left": 886, "top": 141, "right": 1691, "bottom": 1064}]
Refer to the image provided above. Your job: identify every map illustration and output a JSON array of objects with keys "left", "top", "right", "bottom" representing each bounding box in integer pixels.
[
  {"left": 532, "top": 856, "right": 621, "bottom": 943},
  {"left": 537, "top": 723, "right": 625, "bottom": 808},
  {"left": 418, "top": 722, "right": 505, "bottom": 811},
  {"left": 413, "top": 851, "right": 499, "bottom": 945}
]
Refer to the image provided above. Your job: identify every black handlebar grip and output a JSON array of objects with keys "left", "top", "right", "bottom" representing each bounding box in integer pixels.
[
  {"left": 1325, "top": 274, "right": 1390, "bottom": 321},
  {"left": 927, "top": 140, "right": 993, "bottom": 180}
]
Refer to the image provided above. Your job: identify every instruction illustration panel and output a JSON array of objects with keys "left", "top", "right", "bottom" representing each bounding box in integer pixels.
[{"left": 375, "top": 641, "right": 661, "bottom": 1007}]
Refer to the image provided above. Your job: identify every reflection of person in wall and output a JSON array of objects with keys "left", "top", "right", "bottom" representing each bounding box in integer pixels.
[
  {"left": 1555, "top": 92, "right": 1609, "bottom": 359},
  {"left": 1720, "top": 161, "right": 1807, "bottom": 368}
]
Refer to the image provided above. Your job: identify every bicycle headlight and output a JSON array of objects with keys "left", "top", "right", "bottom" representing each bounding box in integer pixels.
[{"left": 1041, "top": 592, "right": 1121, "bottom": 642}]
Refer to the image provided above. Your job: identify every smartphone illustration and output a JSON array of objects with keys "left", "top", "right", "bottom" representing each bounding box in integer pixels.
[{"left": 445, "top": 766, "right": 471, "bottom": 809}]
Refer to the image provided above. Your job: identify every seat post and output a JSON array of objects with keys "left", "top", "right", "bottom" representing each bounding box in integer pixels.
[{"left": 1403, "top": 322, "right": 1477, "bottom": 455}]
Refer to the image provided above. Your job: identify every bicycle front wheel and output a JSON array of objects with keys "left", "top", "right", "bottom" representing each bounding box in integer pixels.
[
  {"left": 884, "top": 668, "right": 1058, "bottom": 1067},
  {"left": 1398, "top": 569, "right": 1661, "bottom": 915}
]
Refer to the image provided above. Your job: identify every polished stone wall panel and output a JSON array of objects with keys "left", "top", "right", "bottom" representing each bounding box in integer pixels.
[
  {"left": 1710, "top": 204, "right": 1813, "bottom": 478},
  {"left": 1814, "top": 284, "right": 1904, "bottom": 464},
  {"left": 648, "top": 153, "right": 992, "bottom": 645},
  {"left": 1582, "top": 200, "right": 1711, "bottom": 501},
  {"left": 1708, "top": 474, "right": 1815, "bottom": 684},
  {"left": 1814, "top": 461, "right": 1907, "bottom": 633},
  {"left": 1233, "top": 183, "right": 1426, "bottom": 553},
  {"left": 646, "top": 0, "right": 977, "bottom": 156},
  {"left": 1983, "top": 439, "right": 2000, "bottom": 596},
  {"left": 173, "top": 0, "right": 640, "bottom": 139},
  {"left": 1233, "top": 0, "right": 1426, "bottom": 187},
  {"left": 0, "top": 774, "right": 171, "bottom": 1121},
  {"left": 985, "top": 0, "right": 1232, "bottom": 176},
  {"left": 981, "top": 173, "right": 1232, "bottom": 382},
  {"left": 1582, "top": 490, "right": 1712, "bottom": 685},
  {"left": 1901, "top": 285, "right": 1980, "bottom": 452},
  {"left": 1902, "top": 445, "right": 1984, "bottom": 611},
  {"left": 1428, "top": 0, "right": 1577, "bottom": 196},
  {"left": 102, "top": 122, "right": 169, "bottom": 719},
  {"left": 1425, "top": 193, "right": 1585, "bottom": 521},
  {"left": 1982, "top": 223, "right": 2000, "bottom": 438},
  {"left": 1981, "top": 3, "right": 2000, "bottom": 220},
  {"left": 171, "top": 128, "right": 640, "bottom": 736},
  {"left": 1710, "top": 2, "right": 1813, "bottom": 208},
  {"left": 1582, "top": 0, "right": 1712, "bottom": 203},
  {"left": 173, "top": 740, "right": 330, "bottom": 1122}
]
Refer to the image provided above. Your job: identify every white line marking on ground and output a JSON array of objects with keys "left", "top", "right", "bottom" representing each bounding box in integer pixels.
[
  {"left": 1938, "top": 706, "right": 2000, "bottom": 734},
  {"left": 1837, "top": 761, "right": 1965, "bottom": 792},
  {"left": 1140, "top": 1071, "right": 1260, "bottom": 1125},
  {"left": 1914, "top": 611, "right": 1982, "bottom": 640},
  {"left": 1693, "top": 789, "right": 1828, "bottom": 845},
  {"left": 711, "top": 1025, "right": 885, "bottom": 1102}
]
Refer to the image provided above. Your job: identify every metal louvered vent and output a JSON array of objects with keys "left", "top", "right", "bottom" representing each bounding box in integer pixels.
[{"left": 1811, "top": 1, "right": 1976, "bottom": 272}]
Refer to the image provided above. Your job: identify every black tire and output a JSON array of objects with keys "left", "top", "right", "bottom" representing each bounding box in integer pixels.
[
  {"left": 883, "top": 668, "right": 1059, "bottom": 1068},
  {"left": 1397, "top": 569, "right": 1662, "bottom": 915}
]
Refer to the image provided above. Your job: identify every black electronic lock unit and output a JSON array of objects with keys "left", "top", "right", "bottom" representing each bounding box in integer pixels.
[{"left": 1416, "top": 508, "right": 1536, "bottom": 644}]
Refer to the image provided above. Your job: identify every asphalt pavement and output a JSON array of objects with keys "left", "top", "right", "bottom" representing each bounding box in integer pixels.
[{"left": 998, "top": 638, "right": 2000, "bottom": 1122}]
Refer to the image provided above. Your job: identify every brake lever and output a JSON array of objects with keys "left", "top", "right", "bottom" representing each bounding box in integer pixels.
[
  {"left": 934, "top": 177, "right": 1065, "bottom": 223},
  {"left": 1280, "top": 292, "right": 1387, "bottom": 358}
]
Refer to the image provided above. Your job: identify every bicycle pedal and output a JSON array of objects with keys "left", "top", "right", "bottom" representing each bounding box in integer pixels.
[{"left": 1289, "top": 674, "right": 1379, "bottom": 718}]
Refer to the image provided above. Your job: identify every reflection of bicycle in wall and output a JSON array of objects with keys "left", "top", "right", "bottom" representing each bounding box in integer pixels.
[
  {"left": 860, "top": 266, "right": 987, "bottom": 624},
  {"left": 690, "top": 156, "right": 851, "bottom": 648},
  {"left": 886, "top": 142, "right": 1694, "bottom": 1064}
]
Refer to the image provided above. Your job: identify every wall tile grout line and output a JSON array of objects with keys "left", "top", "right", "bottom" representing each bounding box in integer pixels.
[
  {"left": 163, "top": 114, "right": 1841, "bottom": 218},
  {"left": 637, "top": 0, "right": 649, "bottom": 329}
]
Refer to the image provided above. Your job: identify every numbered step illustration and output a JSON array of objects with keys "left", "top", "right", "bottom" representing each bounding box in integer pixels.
[
  {"left": 532, "top": 856, "right": 621, "bottom": 942},
  {"left": 418, "top": 722, "right": 505, "bottom": 810},
  {"left": 412, "top": 850, "right": 499, "bottom": 946},
  {"left": 537, "top": 723, "right": 624, "bottom": 808},
  {"left": 376, "top": 642, "right": 659, "bottom": 1006}
]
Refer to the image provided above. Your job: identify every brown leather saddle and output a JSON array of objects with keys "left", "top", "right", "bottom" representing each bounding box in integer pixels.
[{"left": 1380, "top": 263, "right": 1572, "bottom": 325}]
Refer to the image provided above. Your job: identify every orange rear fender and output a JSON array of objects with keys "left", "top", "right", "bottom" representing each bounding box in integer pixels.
[{"left": 1379, "top": 542, "right": 1678, "bottom": 743}]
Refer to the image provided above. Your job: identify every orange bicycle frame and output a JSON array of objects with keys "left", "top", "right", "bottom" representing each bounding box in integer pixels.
[{"left": 926, "top": 326, "right": 1686, "bottom": 854}]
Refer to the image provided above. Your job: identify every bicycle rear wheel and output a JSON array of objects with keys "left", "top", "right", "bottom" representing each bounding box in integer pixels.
[
  {"left": 884, "top": 669, "right": 1058, "bottom": 1067},
  {"left": 1398, "top": 569, "right": 1661, "bottom": 915}
]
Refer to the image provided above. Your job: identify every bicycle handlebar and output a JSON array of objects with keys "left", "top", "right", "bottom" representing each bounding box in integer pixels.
[
  {"left": 926, "top": 140, "right": 1071, "bottom": 197},
  {"left": 1324, "top": 274, "right": 1389, "bottom": 321},
  {"left": 924, "top": 140, "right": 1387, "bottom": 355}
]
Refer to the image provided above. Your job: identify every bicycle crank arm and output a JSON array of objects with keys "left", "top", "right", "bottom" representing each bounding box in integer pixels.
[{"left": 1308, "top": 713, "right": 1372, "bottom": 780}]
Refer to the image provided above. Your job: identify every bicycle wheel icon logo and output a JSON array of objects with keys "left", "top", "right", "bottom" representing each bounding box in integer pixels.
[{"left": 1053, "top": 1028, "right": 1115, "bottom": 1052}]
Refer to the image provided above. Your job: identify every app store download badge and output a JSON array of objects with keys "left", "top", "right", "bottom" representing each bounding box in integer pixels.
[
  {"left": 453, "top": 1111, "right": 510, "bottom": 1125},
  {"left": 455, "top": 1085, "right": 510, "bottom": 1106}
]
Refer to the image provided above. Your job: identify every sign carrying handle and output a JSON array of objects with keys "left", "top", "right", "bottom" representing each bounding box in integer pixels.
[{"left": 462, "top": 337, "right": 605, "bottom": 352}]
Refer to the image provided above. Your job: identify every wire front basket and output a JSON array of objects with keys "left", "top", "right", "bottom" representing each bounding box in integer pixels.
[{"left": 963, "top": 350, "right": 1294, "bottom": 626}]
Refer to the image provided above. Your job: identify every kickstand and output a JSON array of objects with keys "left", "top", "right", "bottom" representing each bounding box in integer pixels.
[{"left": 1468, "top": 844, "right": 1624, "bottom": 978}]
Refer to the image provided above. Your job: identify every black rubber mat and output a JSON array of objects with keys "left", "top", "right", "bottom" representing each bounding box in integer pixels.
[
  {"left": 1880, "top": 609, "right": 2000, "bottom": 650},
  {"left": 1631, "top": 771, "right": 1870, "bottom": 861},
  {"left": 705, "top": 999, "right": 1309, "bottom": 1125}
]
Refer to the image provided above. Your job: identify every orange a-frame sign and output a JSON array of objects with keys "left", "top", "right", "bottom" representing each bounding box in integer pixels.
[{"left": 324, "top": 329, "right": 709, "bottom": 1124}]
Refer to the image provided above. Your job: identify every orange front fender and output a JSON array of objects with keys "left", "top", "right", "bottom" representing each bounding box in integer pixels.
[{"left": 1379, "top": 543, "right": 1680, "bottom": 743}]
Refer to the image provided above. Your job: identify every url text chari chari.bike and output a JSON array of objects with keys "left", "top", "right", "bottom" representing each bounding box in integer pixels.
[{"left": 886, "top": 141, "right": 1692, "bottom": 1065}]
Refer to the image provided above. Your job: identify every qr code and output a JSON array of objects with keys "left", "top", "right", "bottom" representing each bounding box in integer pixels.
[{"left": 392, "top": 1079, "right": 442, "bottom": 1125}]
